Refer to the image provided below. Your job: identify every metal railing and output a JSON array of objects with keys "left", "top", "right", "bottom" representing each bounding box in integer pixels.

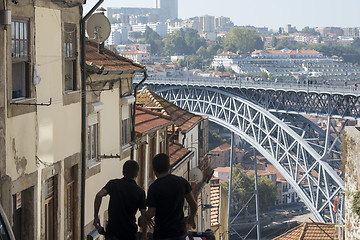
[{"left": 134, "top": 75, "right": 360, "bottom": 96}]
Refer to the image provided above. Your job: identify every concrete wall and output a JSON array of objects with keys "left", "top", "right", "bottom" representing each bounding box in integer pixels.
[
  {"left": 344, "top": 127, "right": 360, "bottom": 239},
  {"left": 1, "top": 1, "right": 83, "bottom": 239}
]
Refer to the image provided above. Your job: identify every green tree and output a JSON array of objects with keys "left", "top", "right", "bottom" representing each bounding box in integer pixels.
[
  {"left": 275, "top": 39, "right": 306, "bottom": 50},
  {"left": 163, "top": 29, "right": 187, "bottom": 55},
  {"left": 222, "top": 164, "right": 276, "bottom": 211},
  {"left": 143, "top": 27, "right": 163, "bottom": 55},
  {"left": 216, "top": 65, "right": 225, "bottom": 72},
  {"left": 196, "top": 46, "right": 207, "bottom": 57},
  {"left": 351, "top": 37, "right": 360, "bottom": 49},
  {"left": 271, "top": 36, "right": 278, "bottom": 48},
  {"left": 207, "top": 44, "right": 223, "bottom": 57},
  {"left": 209, "top": 132, "right": 227, "bottom": 150},
  {"left": 223, "top": 28, "right": 264, "bottom": 54},
  {"left": 184, "top": 28, "right": 206, "bottom": 54}
]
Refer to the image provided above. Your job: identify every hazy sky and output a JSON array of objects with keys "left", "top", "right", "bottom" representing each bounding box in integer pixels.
[{"left": 83, "top": 0, "right": 360, "bottom": 30}]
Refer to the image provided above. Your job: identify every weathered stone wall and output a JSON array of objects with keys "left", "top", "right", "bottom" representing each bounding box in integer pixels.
[{"left": 344, "top": 126, "right": 360, "bottom": 239}]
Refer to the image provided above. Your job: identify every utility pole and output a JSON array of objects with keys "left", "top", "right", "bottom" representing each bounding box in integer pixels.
[
  {"left": 254, "top": 148, "right": 261, "bottom": 240},
  {"left": 227, "top": 132, "right": 234, "bottom": 240}
]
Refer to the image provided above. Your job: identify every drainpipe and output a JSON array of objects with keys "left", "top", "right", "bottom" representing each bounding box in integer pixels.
[
  {"left": 181, "top": 130, "right": 187, "bottom": 145},
  {"left": 80, "top": 1, "right": 104, "bottom": 240},
  {"left": 130, "top": 71, "right": 148, "bottom": 160}
]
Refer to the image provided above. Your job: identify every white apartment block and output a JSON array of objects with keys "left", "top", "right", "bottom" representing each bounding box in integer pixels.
[
  {"left": 211, "top": 51, "right": 241, "bottom": 68},
  {"left": 120, "top": 50, "right": 151, "bottom": 64},
  {"left": 131, "top": 22, "right": 168, "bottom": 36},
  {"left": 106, "top": 23, "right": 131, "bottom": 45}
]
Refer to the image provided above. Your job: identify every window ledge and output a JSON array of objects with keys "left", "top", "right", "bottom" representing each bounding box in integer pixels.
[
  {"left": 122, "top": 144, "right": 131, "bottom": 151},
  {"left": 87, "top": 159, "right": 100, "bottom": 169},
  {"left": 86, "top": 160, "right": 101, "bottom": 178},
  {"left": 64, "top": 90, "right": 81, "bottom": 95},
  {"left": 63, "top": 90, "right": 80, "bottom": 106},
  {"left": 8, "top": 98, "right": 36, "bottom": 117},
  {"left": 11, "top": 97, "right": 36, "bottom": 104}
]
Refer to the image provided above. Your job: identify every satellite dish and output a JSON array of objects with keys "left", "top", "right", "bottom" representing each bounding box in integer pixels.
[
  {"left": 86, "top": 13, "right": 111, "bottom": 43},
  {"left": 189, "top": 168, "right": 203, "bottom": 183}
]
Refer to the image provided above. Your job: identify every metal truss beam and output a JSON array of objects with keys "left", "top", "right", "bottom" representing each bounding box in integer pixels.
[
  {"left": 135, "top": 77, "right": 360, "bottom": 119},
  {"left": 151, "top": 86, "right": 345, "bottom": 223}
]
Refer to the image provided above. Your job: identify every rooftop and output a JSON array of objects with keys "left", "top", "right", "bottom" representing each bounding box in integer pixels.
[
  {"left": 137, "top": 87, "right": 203, "bottom": 132},
  {"left": 85, "top": 40, "right": 144, "bottom": 73},
  {"left": 169, "top": 142, "right": 192, "bottom": 167},
  {"left": 135, "top": 106, "right": 173, "bottom": 135},
  {"left": 273, "top": 222, "right": 339, "bottom": 239}
]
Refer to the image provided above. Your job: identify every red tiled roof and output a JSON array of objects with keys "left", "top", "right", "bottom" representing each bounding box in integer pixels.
[
  {"left": 214, "top": 167, "right": 230, "bottom": 173},
  {"left": 217, "top": 51, "right": 237, "bottom": 56},
  {"left": 169, "top": 142, "right": 192, "bottom": 166},
  {"left": 273, "top": 222, "right": 339, "bottom": 240},
  {"left": 121, "top": 50, "right": 149, "bottom": 54},
  {"left": 137, "top": 87, "right": 203, "bottom": 132},
  {"left": 85, "top": 40, "right": 144, "bottom": 72},
  {"left": 135, "top": 106, "right": 173, "bottom": 134}
]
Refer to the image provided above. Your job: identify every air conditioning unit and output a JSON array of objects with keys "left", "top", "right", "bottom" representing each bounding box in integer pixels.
[{"left": 121, "top": 96, "right": 135, "bottom": 105}]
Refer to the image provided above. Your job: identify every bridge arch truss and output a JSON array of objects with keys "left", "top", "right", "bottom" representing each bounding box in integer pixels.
[{"left": 152, "top": 85, "right": 344, "bottom": 223}]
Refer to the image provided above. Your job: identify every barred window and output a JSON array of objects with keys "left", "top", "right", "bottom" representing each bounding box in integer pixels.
[
  {"left": 11, "top": 17, "right": 30, "bottom": 99},
  {"left": 64, "top": 23, "right": 77, "bottom": 91}
]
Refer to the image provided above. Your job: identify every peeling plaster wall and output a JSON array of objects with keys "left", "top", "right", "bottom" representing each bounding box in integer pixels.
[
  {"left": 344, "top": 127, "right": 360, "bottom": 239},
  {"left": 4, "top": 2, "right": 82, "bottom": 240},
  {"left": 6, "top": 114, "right": 37, "bottom": 179}
]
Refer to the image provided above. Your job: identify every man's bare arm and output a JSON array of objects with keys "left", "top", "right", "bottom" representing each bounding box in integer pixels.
[
  {"left": 93, "top": 188, "right": 108, "bottom": 232},
  {"left": 145, "top": 207, "right": 156, "bottom": 223},
  {"left": 185, "top": 192, "right": 198, "bottom": 229}
]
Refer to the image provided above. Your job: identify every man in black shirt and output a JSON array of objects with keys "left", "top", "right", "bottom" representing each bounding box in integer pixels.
[
  {"left": 146, "top": 153, "right": 198, "bottom": 240},
  {"left": 93, "top": 160, "right": 147, "bottom": 240}
]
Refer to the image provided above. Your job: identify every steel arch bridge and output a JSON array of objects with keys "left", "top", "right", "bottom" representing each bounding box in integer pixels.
[{"left": 141, "top": 82, "right": 350, "bottom": 223}]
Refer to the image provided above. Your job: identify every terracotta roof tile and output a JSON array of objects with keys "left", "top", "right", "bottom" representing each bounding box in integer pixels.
[
  {"left": 137, "top": 87, "right": 203, "bottom": 132},
  {"left": 135, "top": 107, "right": 173, "bottom": 134},
  {"left": 273, "top": 222, "right": 339, "bottom": 240},
  {"left": 169, "top": 142, "right": 192, "bottom": 166},
  {"left": 121, "top": 50, "right": 149, "bottom": 54},
  {"left": 214, "top": 167, "right": 230, "bottom": 173},
  {"left": 218, "top": 51, "right": 238, "bottom": 56},
  {"left": 85, "top": 40, "right": 144, "bottom": 72}
]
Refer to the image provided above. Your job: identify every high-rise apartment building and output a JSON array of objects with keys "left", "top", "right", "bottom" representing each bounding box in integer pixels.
[
  {"left": 199, "top": 15, "right": 215, "bottom": 33},
  {"left": 155, "top": 0, "right": 178, "bottom": 21}
]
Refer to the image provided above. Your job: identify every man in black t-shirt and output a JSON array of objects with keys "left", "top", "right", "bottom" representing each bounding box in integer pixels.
[
  {"left": 93, "top": 160, "right": 147, "bottom": 240},
  {"left": 146, "top": 153, "right": 198, "bottom": 240}
]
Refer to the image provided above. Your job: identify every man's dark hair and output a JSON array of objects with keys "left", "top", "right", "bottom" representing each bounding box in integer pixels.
[
  {"left": 152, "top": 153, "right": 170, "bottom": 174},
  {"left": 123, "top": 160, "right": 139, "bottom": 179}
]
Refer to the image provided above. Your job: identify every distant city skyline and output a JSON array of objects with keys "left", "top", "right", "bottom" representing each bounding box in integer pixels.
[{"left": 84, "top": 0, "right": 360, "bottom": 30}]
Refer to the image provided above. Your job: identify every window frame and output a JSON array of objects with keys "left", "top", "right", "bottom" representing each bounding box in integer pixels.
[
  {"left": 122, "top": 118, "right": 131, "bottom": 147},
  {"left": 45, "top": 176, "right": 57, "bottom": 240},
  {"left": 87, "top": 122, "right": 99, "bottom": 167},
  {"left": 65, "top": 167, "right": 75, "bottom": 240},
  {"left": 11, "top": 17, "right": 31, "bottom": 100},
  {"left": 64, "top": 23, "right": 77, "bottom": 92}
]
